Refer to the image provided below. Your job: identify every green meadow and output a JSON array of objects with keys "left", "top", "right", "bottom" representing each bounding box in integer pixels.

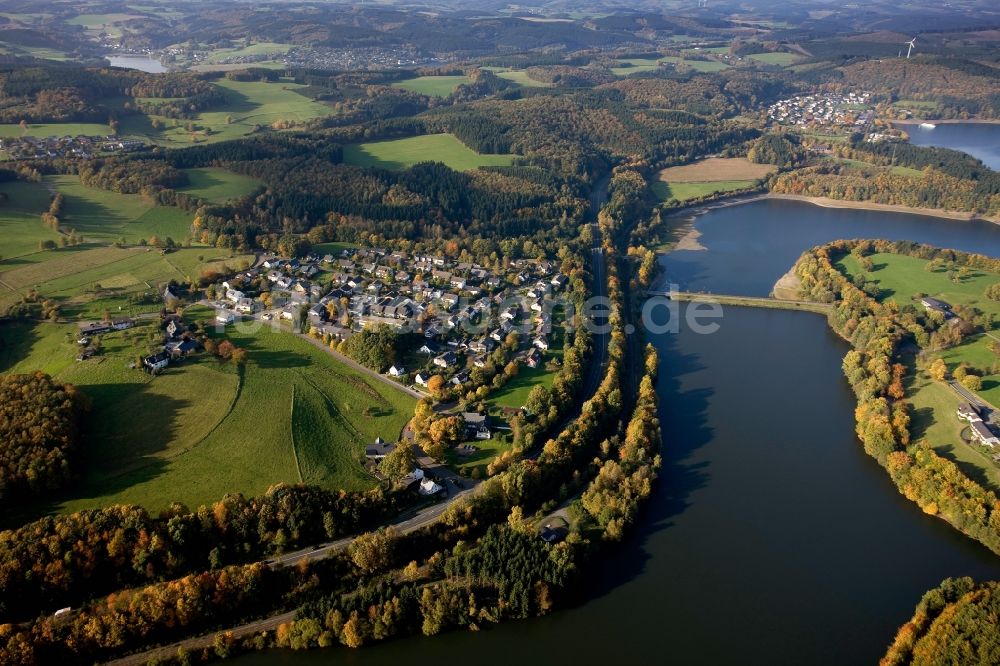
[
  {"left": 838, "top": 251, "right": 1000, "bottom": 406},
  {"left": 0, "top": 245, "right": 253, "bottom": 318},
  {"left": 178, "top": 167, "right": 261, "bottom": 203},
  {"left": 343, "top": 133, "right": 514, "bottom": 172},
  {"left": 206, "top": 41, "right": 293, "bottom": 62},
  {"left": 908, "top": 364, "right": 1000, "bottom": 493},
  {"left": 748, "top": 52, "right": 800, "bottom": 66},
  {"left": 481, "top": 67, "right": 550, "bottom": 87},
  {"left": 836, "top": 252, "right": 1000, "bottom": 322},
  {"left": 0, "top": 180, "right": 62, "bottom": 259},
  {"left": 391, "top": 75, "right": 472, "bottom": 97},
  {"left": 611, "top": 56, "right": 728, "bottom": 76},
  {"left": 119, "top": 78, "right": 335, "bottom": 146},
  {"left": 652, "top": 179, "right": 756, "bottom": 202},
  {"left": 48, "top": 175, "right": 193, "bottom": 243},
  {"left": 1, "top": 312, "right": 415, "bottom": 516},
  {"left": 0, "top": 122, "right": 112, "bottom": 138}
]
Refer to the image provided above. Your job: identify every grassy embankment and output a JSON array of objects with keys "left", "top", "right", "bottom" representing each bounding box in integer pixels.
[{"left": 343, "top": 133, "right": 514, "bottom": 171}]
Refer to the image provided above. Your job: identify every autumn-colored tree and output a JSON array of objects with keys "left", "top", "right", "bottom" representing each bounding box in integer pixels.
[
  {"left": 929, "top": 358, "right": 948, "bottom": 382},
  {"left": 378, "top": 443, "right": 415, "bottom": 482},
  {"left": 426, "top": 374, "right": 446, "bottom": 396},
  {"left": 348, "top": 528, "right": 396, "bottom": 573},
  {"left": 962, "top": 374, "right": 983, "bottom": 391}
]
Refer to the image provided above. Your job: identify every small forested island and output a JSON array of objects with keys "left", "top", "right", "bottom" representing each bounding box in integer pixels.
[{"left": 0, "top": 1, "right": 998, "bottom": 664}]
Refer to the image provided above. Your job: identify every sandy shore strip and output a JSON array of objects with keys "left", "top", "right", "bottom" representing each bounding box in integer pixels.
[
  {"left": 892, "top": 118, "right": 1000, "bottom": 126},
  {"left": 765, "top": 194, "right": 994, "bottom": 223}
]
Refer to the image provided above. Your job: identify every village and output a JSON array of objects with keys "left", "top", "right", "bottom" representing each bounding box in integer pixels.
[
  {"left": 200, "top": 246, "right": 569, "bottom": 389},
  {"left": 0, "top": 135, "right": 145, "bottom": 161},
  {"left": 766, "top": 91, "right": 873, "bottom": 130}
]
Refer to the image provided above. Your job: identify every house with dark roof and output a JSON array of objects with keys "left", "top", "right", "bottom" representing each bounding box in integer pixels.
[{"left": 365, "top": 437, "right": 396, "bottom": 460}]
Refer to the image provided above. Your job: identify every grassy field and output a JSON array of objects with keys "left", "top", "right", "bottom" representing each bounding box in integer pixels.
[
  {"left": 652, "top": 157, "right": 775, "bottom": 202},
  {"left": 907, "top": 365, "right": 1000, "bottom": 493},
  {"left": 490, "top": 363, "right": 557, "bottom": 408},
  {"left": 611, "top": 56, "right": 728, "bottom": 76},
  {"left": 653, "top": 181, "right": 758, "bottom": 201},
  {"left": 206, "top": 41, "right": 292, "bottom": 63},
  {"left": 119, "top": 78, "right": 335, "bottom": 146},
  {"left": 2, "top": 312, "right": 416, "bottom": 515},
  {"left": 178, "top": 167, "right": 261, "bottom": 203},
  {"left": 748, "top": 52, "right": 800, "bottom": 66},
  {"left": 481, "top": 67, "right": 550, "bottom": 87},
  {"left": 0, "top": 180, "right": 61, "bottom": 259},
  {"left": 837, "top": 251, "right": 1000, "bottom": 406},
  {"left": 391, "top": 75, "right": 471, "bottom": 97},
  {"left": 343, "top": 133, "right": 514, "bottom": 172},
  {"left": 48, "top": 175, "right": 193, "bottom": 243},
  {"left": 836, "top": 253, "right": 1000, "bottom": 321},
  {"left": 0, "top": 245, "right": 253, "bottom": 318},
  {"left": 0, "top": 122, "right": 112, "bottom": 138}
]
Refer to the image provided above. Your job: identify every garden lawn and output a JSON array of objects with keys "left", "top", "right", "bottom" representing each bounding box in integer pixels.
[
  {"left": 178, "top": 167, "right": 261, "bottom": 203},
  {"left": 343, "top": 133, "right": 514, "bottom": 172},
  {"left": 391, "top": 75, "right": 471, "bottom": 97}
]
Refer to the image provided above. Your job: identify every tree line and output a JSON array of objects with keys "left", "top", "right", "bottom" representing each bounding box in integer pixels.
[{"left": 795, "top": 239, "right": 1000, "bottom": 555}]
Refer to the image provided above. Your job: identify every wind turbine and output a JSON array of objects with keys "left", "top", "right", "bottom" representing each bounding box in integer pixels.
[{"left": 905, "top": 38, "right": 916, "bottom": 58}]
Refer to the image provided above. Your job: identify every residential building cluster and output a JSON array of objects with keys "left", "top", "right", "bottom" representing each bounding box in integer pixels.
[
  {"left": 281, "top": 46, "right": 443, "bottom": 70},
  {"left": 212, "top": 246, "right": 569, "bottom": 388},
  {"left": 766, "top": 91, "right": 872, "bottom": 129},
  {"left": 0, "top": 135, "right": 144, "bottom": 161}
]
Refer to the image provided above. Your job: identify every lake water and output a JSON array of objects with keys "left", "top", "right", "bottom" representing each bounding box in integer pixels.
[
  {"left": 899, "top": 122, "right": 1000, "bottom": 171},
  {"left": 661, "top": 198, "right": 1000, "bottom": 296},
  {"left": 105, "top": 54, "right": 167, "bottom": 73},
  {"left": 235, "top": 200, "right": 1000, "bottom": 665}
]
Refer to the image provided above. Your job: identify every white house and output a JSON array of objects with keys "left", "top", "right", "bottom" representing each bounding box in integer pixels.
[
  {"left": 389, "top": 364, "right": 405, "bottom": 377},
  {"left": 143, "top": 351, "right": 170, "bottom": 371},
  {"left": 414, "top": 372, "right": 429, "bottom": 386},
  {"left": 216, "top": 311, "right": 235, "bottom": 324},
  {"left": 418, "top": 478, "right": 444, "bottom": 496}
]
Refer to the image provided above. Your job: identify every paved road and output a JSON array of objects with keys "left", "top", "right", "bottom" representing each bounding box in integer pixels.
[{"left": 108, "top": 479, "right": 479, "bottom": 666}]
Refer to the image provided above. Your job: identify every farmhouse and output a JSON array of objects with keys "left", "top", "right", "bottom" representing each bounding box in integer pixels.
[
  {"left": 143, "top": 351, "right": 170, "bottom": 372},
  {"left": 958, "top": 403, "right": 982, "bottom": 422},
  {"left": 462, "top": 412, "right": 492, "bottom": 440},
  {"left": 365, "top": 437, "right": 396, "bottom": 460},
  {"left": 970, "top": 421, "right": 1000, "bottom": 447},
  {"left": 920, "top": 297, "right": 952, "bottom": 316}
]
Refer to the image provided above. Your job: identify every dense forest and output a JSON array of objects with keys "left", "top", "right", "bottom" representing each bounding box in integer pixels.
[
  {"left": 0, "top": 372, "right": 86, "bottom": 504},
  {"left": 882, "top": 577, "right": 1000, "bottom": 665}
]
